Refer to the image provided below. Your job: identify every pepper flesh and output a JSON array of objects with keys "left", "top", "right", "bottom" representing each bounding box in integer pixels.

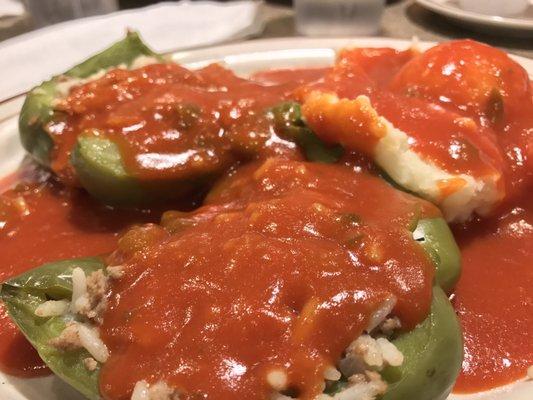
[
  {"left": 381, "top": 286, "right": 463, "bottom": 400},
  {"left": 0, "top": 258, "right": 105, "bottom": 400}
]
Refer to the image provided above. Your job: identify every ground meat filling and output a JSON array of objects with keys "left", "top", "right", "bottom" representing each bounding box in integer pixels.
[
  {"left": 75, "top": 269, "right": 108, "bottom": 323},
  {"left": 46, "top": 267, "right": 111, "bottom": 368},
  {"left": 98, "top": 159, "right": 437, "bottom": 400}
]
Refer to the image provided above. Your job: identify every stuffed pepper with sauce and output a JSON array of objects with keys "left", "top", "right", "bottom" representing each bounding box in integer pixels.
[
  {"left": 19, "top": 33, "right": 323, "bottom": 206},
  {"left": 1, "top": 159, "right": 462, "bottom": 400}
]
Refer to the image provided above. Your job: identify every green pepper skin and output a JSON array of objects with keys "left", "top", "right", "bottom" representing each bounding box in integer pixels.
[
  {"left": 270, "top": 102, "right": 344, "bottom": 163},
  {"left": 0, "top": 258, "right": 105, "bottom": 400},
  {"left": 19, "top": 31, "right": 159, "bottom": 168},
  {"left": 414, "top": 218, "right": 462, "bottom": 293},
  {"left": 19, "top": 32, "right": 224, "bottom": 206},
  {"left": 18, "top": 80, "right": 57, "bottom": 166},
  {"left": 71, "top": 136, "right": 144, "bottom": 206},
  {"left": 71, "top": 136, "right": 220, "bottom": 206},
  {"left": 382, "top": 286, "right": 463, "bottom": 400}
]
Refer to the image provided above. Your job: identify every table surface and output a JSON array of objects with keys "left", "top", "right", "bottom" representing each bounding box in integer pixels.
[{"left": 1, "top": 0, "right": 532, "bottom": 59}]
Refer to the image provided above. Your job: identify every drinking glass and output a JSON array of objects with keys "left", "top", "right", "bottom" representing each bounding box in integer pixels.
[{"left": 294, "top": 0, "right": 385, "bottom": 37}]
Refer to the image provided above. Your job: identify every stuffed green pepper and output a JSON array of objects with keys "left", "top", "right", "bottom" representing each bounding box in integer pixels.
[
  {"left": 1, "top": 159, "right": 462, "bottom": 400},
  {"left": 19, "top": 35, "right": 314, "bottom": 206}
]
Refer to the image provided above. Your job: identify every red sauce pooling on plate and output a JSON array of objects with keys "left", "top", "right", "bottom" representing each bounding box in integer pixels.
[
  {"left": 452, "top": 193, "right": 533, "bottom": 392},
  {"left": 0, "top": 170, "right": 158, "bottom": 377},
  {"left": 99, "top": 160, "right": 437, "bottom": 400}
]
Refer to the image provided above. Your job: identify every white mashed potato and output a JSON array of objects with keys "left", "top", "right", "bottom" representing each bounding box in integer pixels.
[{"left": 301, "top": 92, "right": 503, "bottom": 222}]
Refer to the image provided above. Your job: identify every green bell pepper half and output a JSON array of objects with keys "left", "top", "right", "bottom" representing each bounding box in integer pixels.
[
  {"left": 325, "top": 286, "right": 462, "bottom": 400},
  {"left": 71, "top": 135, "right": 221, "bottom": 206},
  {"left": 413, "top": 218, "right": 461, "bottom": 293},
  {"left": 19, "top": 33, "right": 228, "bottom": 206},
  {"left": 381, "top": 286, "right": 463, "bottom": 400},
  {"left": 70, "top": 136, "right": 143, "bottom": 206}
]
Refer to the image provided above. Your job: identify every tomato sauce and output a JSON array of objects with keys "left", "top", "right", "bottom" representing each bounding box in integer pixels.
[
  {"left": 452, "top": 193, "right": 533, "bottom": 392},
  {"left": 49, "top": 64, "right": 317, "bottom": 183},
  {"left": 374, "top": 94, "right": 504, "bottom": 178},
  {"left": 390, "top": 39, "right": 533, "bottom": 199},
  {"left": 383, "top": 40, "right": 533, "bottom": 392},
  {"left": 336, "top": 47, "right": 417, "bottom": 87},
  {"left": 0, "top": 169, "right": 159, "bottom": 377},
  {"left": 294, "top": 41, "right": 533, "bottom": 392},
  {"left": 390, "top": 40, "right": 531, "bottom": 130},
  {"left": 99, "top": 159, "right": 436, "bottom": 400},
  {"left": 297, "top": 46, "right": 504, "bottom": 181}
]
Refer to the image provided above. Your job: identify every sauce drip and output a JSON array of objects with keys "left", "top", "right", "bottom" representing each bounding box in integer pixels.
[{"left": 99, "top": 160, "right": 436, "bottom": 400}]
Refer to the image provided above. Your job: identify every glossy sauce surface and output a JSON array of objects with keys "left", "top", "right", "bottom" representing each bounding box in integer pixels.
[
  {"left": 390, "top": 40, "right": 533, "bottom": 199},
  {"left": 50, "top": 64, "right": 322, "bottom": 183},
  {"left": 0, "top": 67, "right": 324, "bottom": 379},
  {"left": 387, "top": 41, "right": 533, "bottom": 391},
  {"left": 100, "top": 159, "right": 436, "bottom": 400},
  {"left": 452, "top": 193, "right": 533, "bottom": 392},
  {"left": 386, "top": 40, "right": 533, "bottom": 392}
]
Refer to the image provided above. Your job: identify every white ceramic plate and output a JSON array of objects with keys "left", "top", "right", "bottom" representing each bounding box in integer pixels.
[
  {"left": 416, "top": 0, "right": 533, "bottom": 35},
  {"left": 0, "top": 37, "right": 531, "bottom": 400}
]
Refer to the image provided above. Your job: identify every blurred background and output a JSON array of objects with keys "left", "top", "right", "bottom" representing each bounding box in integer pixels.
[{"left": 0, "top": 0, "right": 533, "bottom": 58}]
